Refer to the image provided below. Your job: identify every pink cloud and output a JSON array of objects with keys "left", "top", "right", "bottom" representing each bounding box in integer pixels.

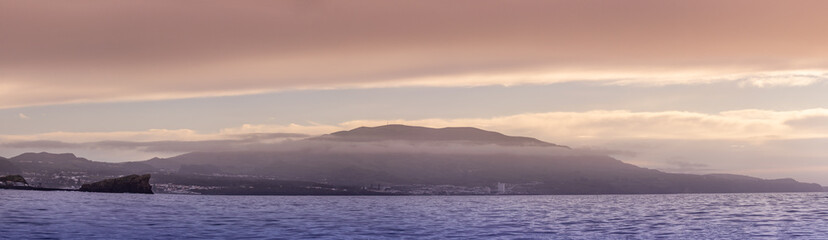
[{"left": 2, "top": 0, "right": 828, "bottom": 108}]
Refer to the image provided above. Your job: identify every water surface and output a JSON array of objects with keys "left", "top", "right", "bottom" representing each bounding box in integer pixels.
[{"left": 2, "top": 190, "right": 827, "bottom": 239}]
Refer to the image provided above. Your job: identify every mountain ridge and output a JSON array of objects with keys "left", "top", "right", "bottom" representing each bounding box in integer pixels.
[
  {"left": 313, "top": 124, "right": 567, "bottom": 148},
  {"left": 1, "top": 125, "right": 823, "bottom": 194}
]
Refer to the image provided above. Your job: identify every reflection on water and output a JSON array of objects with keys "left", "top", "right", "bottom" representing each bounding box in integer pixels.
[{"left": 2, "top": 190, "right": 827, "bottom": 239}]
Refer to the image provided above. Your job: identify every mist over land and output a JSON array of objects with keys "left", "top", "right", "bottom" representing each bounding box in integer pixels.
[
  {"left": 3, "top": 1, "right": 828, "bottom": 188},
  {"left": 2, "top": 125, "right": 821, "bottom": 195},
  {"left": 3, "top": 1, "right": 828, "bottom": 239}
]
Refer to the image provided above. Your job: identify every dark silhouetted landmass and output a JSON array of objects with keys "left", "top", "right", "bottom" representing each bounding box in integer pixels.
[
  {"left": 79, "top": 174, "right": 154, "bottom": 194},
  {"left": 0, "top": 174, "right": 27, "bottom": 185},
  {"left": 0, "top": 174, "right": 72, "bottom": 191},
  {"left": 151, "top": 173, "right": 393, "bottom": 195},
  {"left": 2, "top": 125, "right": 824, "bottom": 195},
  {"left": 144, "top": 151, "right": 823, "bottom": 194}
]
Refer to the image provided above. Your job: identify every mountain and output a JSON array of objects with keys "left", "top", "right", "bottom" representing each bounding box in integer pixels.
[
  {"left": 5, "top": 125, "right": 824, "bottom": 194},
  {"left": 314, "top": 124, "right": 566, "bottom": 147},
  {"left": 143, "top": 151, "right": 822, "bottom": 194},
  {"left": 139, "top": 125, "right": 822, "bottom": 194}
]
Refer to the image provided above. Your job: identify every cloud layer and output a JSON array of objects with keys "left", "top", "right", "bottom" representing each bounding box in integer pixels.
[
  {"left": 3, "top": 1, "right": 828, "bottom": 108},
  {"left": 3, "top": 108, "right": 828, "bottom": 183},
  {"left": 4, "top": 108, "right": 828, "bottom": 145}
]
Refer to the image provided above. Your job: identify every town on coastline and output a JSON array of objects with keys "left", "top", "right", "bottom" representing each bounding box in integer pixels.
[
  {"left": 2, "top": 170, "right": 519, "bottom": 195},
  {"left": 1, "top": 174, "right": 153, "bottom": 194},
  {"left": 2, "top": 126, "right": 825, "bottom": 195}
]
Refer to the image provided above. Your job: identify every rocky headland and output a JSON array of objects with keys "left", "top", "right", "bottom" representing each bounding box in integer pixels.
[
  {"left": 0, "top": 174, "right": 28, "bottom": 186},
  {"left": 79, "top": 174, "right": 154, "bottom": 194}
]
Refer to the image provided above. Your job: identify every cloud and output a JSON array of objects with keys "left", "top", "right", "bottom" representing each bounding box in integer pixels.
[
  {"left": 4, "top": 108, "right": 828, "bottom": 148},
  {"left": 737, "top": 71, "right": 828, "bottom": 88},
  {"left": 18, "top": 113, "right": 29, "bottom": 119},
  {"left": 4, "top": 108, "right": 828, "bottom": 162},
  {"left": 784, "top": 115, "right": 828, "bottom": 132},
  {"left": 3, "top": 1, "right": 828, "bottom": 108},
  {"left": 606, "top": 137, "right": 828, "bottom": 184},
  {"left": 0, "top": 128, "right": 310, "bottom": 146},
  {"left": 3, "top": 109, "right": 828, "bottom": 184},
  {"left": 0, "top": 132, "right": 311, "bottom": 153},
  {"left": 219, "top": 124, "right": 342, "bottom": 136},
  {"left": 0, "top": 133, "right": 583, "bottom": 160},
  {"left": 658, "top": 159, "right": 714, "bottom": 173},
  {"left": 337, "top": 109, "right": 828, "bottom": 143},
  {"left": 0, "top": 129, "right": 211, "bottom": 143},
  {"left": 3, "top": 140, "right": 75, "bottom": 149}
]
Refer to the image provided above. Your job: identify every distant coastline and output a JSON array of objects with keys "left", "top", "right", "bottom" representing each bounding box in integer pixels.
[
  {"left": 0, "top": 185, "right": 73, "bottom": 192},
  {"left": 1, "top": 125, "right": 824, "bottom": 195},
  {"left": 1, "top": 174, "right": 153, "bottom": 194}
]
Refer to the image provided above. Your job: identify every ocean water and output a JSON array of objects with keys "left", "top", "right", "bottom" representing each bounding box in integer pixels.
[{"left": 1, "top": 190, "right": 827, "bottom": 239}]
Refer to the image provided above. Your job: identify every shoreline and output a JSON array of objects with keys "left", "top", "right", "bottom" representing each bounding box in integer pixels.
[{"left": 0, "top": 185, "right": 77, "bottom": 192}]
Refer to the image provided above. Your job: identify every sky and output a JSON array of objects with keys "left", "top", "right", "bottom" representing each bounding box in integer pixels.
[{"left": 2, "top": 1, "right": 828, "bottom": 184}]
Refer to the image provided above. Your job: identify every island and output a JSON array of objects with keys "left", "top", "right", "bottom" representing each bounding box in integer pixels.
[{"left": 1, "top": 125, "right": 824, "bottom": 195}]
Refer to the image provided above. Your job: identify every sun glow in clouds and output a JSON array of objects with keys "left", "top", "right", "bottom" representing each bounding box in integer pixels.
[{"left": 4, "top": 108, "right": 828, "bottom": 147}]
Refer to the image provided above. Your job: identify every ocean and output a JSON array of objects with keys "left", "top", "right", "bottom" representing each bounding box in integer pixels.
[{"left": 2, "top": 190, "right": 827, "bottom": 239}]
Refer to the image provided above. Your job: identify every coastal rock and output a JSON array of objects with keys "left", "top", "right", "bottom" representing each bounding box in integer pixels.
[
  {"left": 80, "top": 174, "right": 153, "bottom": 194},
  {"left": 0, "top": 175, "right": 28, "bottom": 186}
]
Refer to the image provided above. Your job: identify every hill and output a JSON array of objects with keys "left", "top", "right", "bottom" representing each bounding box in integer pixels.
[
  {"left": 139, "top": 125, "right": 822, "bottom": 194},
  {"left": 3, "top": 125, "right": 824, "bottom": 194},
  {"left": 314, "top": 124, "right": 566, "bottom": 147}
]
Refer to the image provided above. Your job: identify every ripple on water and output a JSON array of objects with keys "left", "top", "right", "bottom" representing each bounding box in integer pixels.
[{"left": 1, "top": 190, "right": 828, "bottom": 239}]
